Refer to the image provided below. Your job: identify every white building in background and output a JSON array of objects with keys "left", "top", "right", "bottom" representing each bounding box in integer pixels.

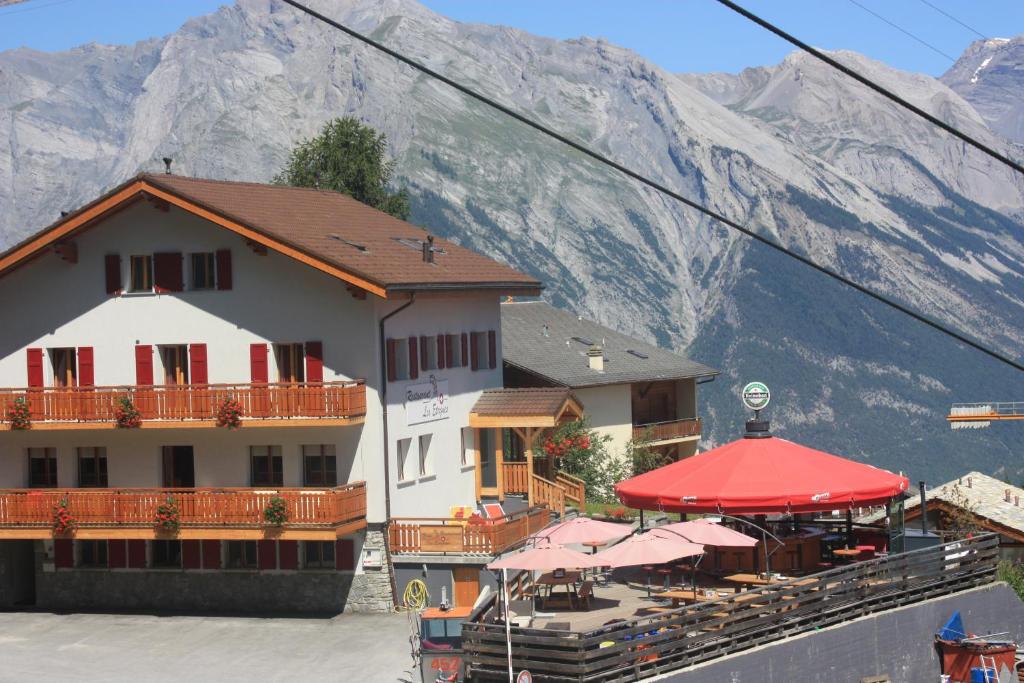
[{"left": 0, "top": 173, "right": 541, "bottom": 613}]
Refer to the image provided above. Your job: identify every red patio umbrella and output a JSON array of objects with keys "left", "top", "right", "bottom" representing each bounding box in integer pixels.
[
  {"left": 487, "top": 542, "right": 603, "bottom": 571},
  {"left": 652, "top": 520, "right": 758, "bottom": 548},
  {"left": 530, "top": 517, "right": 631, "bottom": 546},
  {"left": 591, "top": 532, "right": 704, "bottom": 569},
  {"left": 615, "top": 434, "right": 909, "bottom": 514}
]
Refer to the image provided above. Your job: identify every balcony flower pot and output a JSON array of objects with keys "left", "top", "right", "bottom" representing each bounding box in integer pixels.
[
  {"left": 6, "top": 395, "right": 31, "bottom": 430},
  {"left": 263, "top": 496, "right": 288, "bottom": 527},
  {"left": 215, "top": 398, "right": 243, "bottom": 430},
  {"left": 114, "top": 397, "right": 142, "bottom": 429},
  {"left": 52, "top": 496, "right": 77, "bottom": 536},
  {"left": 154, "top": 496, "right": 180, "bottom": 534}
]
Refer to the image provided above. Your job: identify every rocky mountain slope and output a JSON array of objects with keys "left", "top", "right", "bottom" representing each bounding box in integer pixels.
[
  {"left": 941, "top": 35, "right": 1024, "bottom": 146},
  {"left": 2, "top": 0, "right": 1023, "bottom": 482}
]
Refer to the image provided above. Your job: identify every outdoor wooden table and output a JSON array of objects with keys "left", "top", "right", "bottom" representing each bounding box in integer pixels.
[
  {"left": 658, "top": 589, "right": 720, "bottom": 607},
  {"left": 833, "top": 548, "right": 862, "bottom": 563},
  {"left": 723, "top": 573, "right": 781, "bottom": 590},
  {"left": 535, "top": 570, "right": 582, "bottom": 609}
]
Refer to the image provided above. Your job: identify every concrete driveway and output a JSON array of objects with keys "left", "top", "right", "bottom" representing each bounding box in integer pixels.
[{"left": 0, "top": 611, "right": 418, "bottom": 682}]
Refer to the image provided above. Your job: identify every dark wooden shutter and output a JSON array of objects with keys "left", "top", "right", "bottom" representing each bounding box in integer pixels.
[
  {"left": 419, "top": 336, "right": 429, "bottom": 370},
  {"left": 54, "top": 539, "right": 73, "bottom": 568},
  {"left": 386, "top": 339, "right": 397, "bottom": 382},
  {"left": 215, "top": 249, "right": 232, "bottom": 290},
  {"left": 305, "top": 342, "right": 323, "bottom": 383},
  {"left": 461, "top": 333, "right": 469, "bottom": 368},
  {"left": 127, "top": 540, "right": 147, "bottom": 568},
  {"left": 153, "top": 252, "right": 184, "bottom": 293},
  {"left": 104, "top": 254, "right": 122, "bottom": 295},
  {"left": 134, "top": 345, "right": 153, "bottom": 385},
  {"left": 77, "top": 347, "right": 94, "bottom": 387},
  {"left": 488, "top": 330, "right": 497, "bottom": 370},
  {"left": 201, "top": 540, "right": 221, "bottom": 569},
  {"left": 445, "top": 334, "right": 455, "bottom": 368},
  {"left": 336, "top": 539, "right": 355, "bottom": 571},
  {"left": 250, "top": 344, "right": 268, "bottom": 383},
  {"left": 470, "top": 332, "right": 480, "bottom": 371},
  {"left": 189, "top": 344, "right": 208, "bottom": 384},
  {"left": 257, "top": 540, "right": 277, "bottom": 570},
  {"left": 182, "top": 540, "right": 201, "bottom": 570},
  {"left": 278, "top": 541, "right": 298, "bottom": 570},
  {"left": 436, "top": 334, "right": 446, "bottom": 370},
  {"left": 26, "top": 348, "right": 44, "bottom": 387},
  {"left": 108, "top": 540, "right": 127, "bottom": 569},
  {"left": 408, "top": 336, "right": 419, "bottom": 380}
]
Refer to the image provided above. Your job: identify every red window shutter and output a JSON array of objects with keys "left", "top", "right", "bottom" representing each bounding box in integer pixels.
[
  {"left": 435, "top": 334, "right": 446, "bottom": 370},
  {"left": 278, "top": 541, "right": 298, "bottom": 570},
  {"left": 54, "top": 539, "right": 73, "bottom": 568},
  {"left": 488, "top": 330, "right": 497, "bottom": 370},
  {"left": 408, "top": 336, "right": 419, "bottom": 380},
  {"left": 26, "top": 348, "right": 44, "bottom": 388},
  {"left": 108, "top": 540, "right": 127, "bottom": 569},
  {"left": 104, "top": 254, "right": 122, "bottom": 295},
  {"left": 250, "top": 344, "right": 268, "bottom": 383},
  {"left": 386, "top": 339, "right": 397, "bottom": 382},
  {"left": 305, "top": 342, "right": 323, "bottom": 383},
  {"left": 77, "top": 347, "right": 94, "bottom": 387},
  {"left": 215, "top": 249, "right": 232, "bottom": 290},
  {"left": 182, "top": 540, "right": 201, "bottom": 570},
  {"left": 461, "top": 333, "right": 469, "bottom": 368},
  {"left": 189, "top": 344, "right": 208, "bottom": 384},
  {"left": 201, "top": 540, "right": 221, "bottom": 569},
  {"left": 336, "top": 539, "right": 355, "bottom": 571},
  {"left": 470, "top": 332, "right": 480, "bottom": 371},
  {"left": 153, "top": 252, "right": 184, "bottom": 293},
  {"left": 445, "top": 334, "right": 455, "bottom": 368},
  {"left": 134, "top": 345, "right": 153, "bottom": 385},
  {"left": 419, "top": 336, "right": 429, "bottom": 370},
  {"left": 257, "top": 540, "right": 277, "bottom": 570},
  {"left": 127, "top": 540, "right": 147, "bottom": 568}
]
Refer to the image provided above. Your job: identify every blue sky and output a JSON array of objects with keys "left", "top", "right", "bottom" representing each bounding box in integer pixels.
[{"left": 1, "top": 0, "right": 1021, "bottom": 75}]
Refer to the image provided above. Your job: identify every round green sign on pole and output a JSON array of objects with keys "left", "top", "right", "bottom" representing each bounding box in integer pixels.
[{"left": 741, "top": 381, "right": 771, "bottom": 411}]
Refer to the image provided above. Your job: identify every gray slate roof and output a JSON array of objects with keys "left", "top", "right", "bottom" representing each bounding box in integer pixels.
[{"left": 501, "top": 301, "right": 718, "bottom": 388}]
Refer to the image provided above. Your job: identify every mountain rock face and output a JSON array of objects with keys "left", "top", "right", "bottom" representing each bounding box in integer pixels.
[
  {"left": 2, "top": 0, "right": 1022, "bottom": 482},
  {"left": 941, "top": 36, "right": 1024, "bottom": 146}
]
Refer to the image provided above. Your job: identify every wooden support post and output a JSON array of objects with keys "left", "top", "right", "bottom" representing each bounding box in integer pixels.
[
  {"left": 495, "top": 428, "right": 505, "bottom": 503},
  {"left": 473, "top": 428, "right": 482, "bottom": 503},
  {"left": 524, "top": 427, "right": 535, "bottom": 508}
]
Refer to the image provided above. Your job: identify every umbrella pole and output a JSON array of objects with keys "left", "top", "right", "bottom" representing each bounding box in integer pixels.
[{"left": 503, "top": 568, "right": 513, "bottom": 683}]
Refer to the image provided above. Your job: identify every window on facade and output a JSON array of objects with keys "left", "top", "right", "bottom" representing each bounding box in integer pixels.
[
  {"left": 129, "top": 255, "right": 153, "bottom": 292},
  {"left": 226, "top": 541, "right": 258, "bottom": 569},
  {"left": 397, "top": 438, "right": 412, "bottom": 482},
  {"left": 302, "top": 445, "right": 337, "bottom": 487},
  {"left": 28, "top": 447, "right": 57, "bottom": 488},
  {"left": 391, "top": 338, "right": 410, "bottom": 381},
  {"left": 421, "top": 336, "right": 438, "bottom": 371},
  {"left": 152, "top": 540, "right": 181, "bottom": 568},
  {"left": 447, "top": 334, "right": 463, "bottom": 368},
  {"left": 303, "top": 541, "right": 335, "bottom": 569},
  {"left": 78, "top": 540, "right": 108, "bottom": 568},
  {"left": 250, "top": 446, "right": 283, "bottom": 487},
  {"left": 50, "top": 348, "right": 77, "bottom": 388},
  {"left": 160, "top": 345, "right": 189, "bottom": 386},
  {"left": 474, "top": 332, "right": 490, "bottom": 369},
  {"left": 461, "top": 427, "right": 474, "bottom": 467},
  {"left": 190, "top": 252, "right": 216, "bottom": 290},
  {"left": 77, "top": 447, "right": 108, "bottom": 488},
  {"left": 419, "top": 434, "right": 432, "bottom": 477},
  {"left": 275, "top": 343, "right": 305, "bottom": 383}
]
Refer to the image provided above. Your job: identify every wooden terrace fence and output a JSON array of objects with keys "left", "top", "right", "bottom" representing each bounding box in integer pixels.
[
  {"left": 0, "top": 482, "right": 367, "bottom": 529},
  {"left": 463, "top": 533, "right": 1000, "bottom": 682},
  {"left": 389, "top": 507, "right": 551, "bottom": 555},
  {"left": 0, "top": 380, "right": 366, "bottom": 425}
]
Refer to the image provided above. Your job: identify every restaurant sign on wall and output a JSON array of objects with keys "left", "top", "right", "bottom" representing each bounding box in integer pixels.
[{"left": 406, "top": 375, "right": 450, "bottom": 425}]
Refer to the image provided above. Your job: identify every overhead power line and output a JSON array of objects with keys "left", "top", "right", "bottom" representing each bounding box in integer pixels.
[
  {"left": 714, "top": 0, "right": 1024, "bottom": 178},
  {"left": 915, "top": 0, "right": 987, "bottom": 41},
  {"left": 845, "top": 0, "right": 957, "bottom": 62},
  {"left": 278, "top": 0, "right": 1024, "bottom": 376}
]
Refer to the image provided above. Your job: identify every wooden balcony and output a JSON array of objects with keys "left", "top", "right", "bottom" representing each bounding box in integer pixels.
[
  {"left": 0, "top": 380, "right": 366, "bottom": 430},
  {"left": 0, "top": 482, "right": 367, "bottom": 540},
  {"left": 388, "top": 507, "right": 551, "bottom": 555},
  {"left": 632, "top": 417, "right": 702, "bottom": 444}
]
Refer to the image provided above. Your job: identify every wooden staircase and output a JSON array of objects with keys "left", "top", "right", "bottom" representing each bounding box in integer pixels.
[{"left": 503, "top": 463, "right": 584, "bottom": 516}]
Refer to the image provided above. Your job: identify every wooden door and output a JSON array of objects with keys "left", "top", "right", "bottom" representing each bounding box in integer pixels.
[{"left": 452, "top": 567, "right": 480, "bottom": 608}]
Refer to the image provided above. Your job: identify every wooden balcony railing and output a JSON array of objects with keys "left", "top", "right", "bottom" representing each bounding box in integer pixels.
[
  {"left": 632, "top": 416, "right": 702, "bottom": 443},
  {"left": 0, "top": 380, "right": 366, "bottom": 427},
  {"left": 0, "top": 482, "right": 366, "bottom": 532},
  {"left": 502, "top": 464, "right": 585, "bottom": 511},
  {"left": 502, "top": 462, "right": 529, "bottom": 494},
  {"left": 389, "top": 507, "right": 551, "bottom": 555},
  {"left": 531, "top": 474, "right": 567, "bottom": 516},
  {"left": 554, "top": 472, "right": 585, "bottom": 507}
]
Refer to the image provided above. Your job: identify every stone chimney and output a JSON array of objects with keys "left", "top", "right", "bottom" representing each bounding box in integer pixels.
[
  {"left": 587, "top": 345, "right": 604, "bottom": 372},
  {"left": 967, "top": 477, "right": 972, "bottom": 489},
  {"left": 1006, "top": 489, "right": 1012, "bottom": 503}
]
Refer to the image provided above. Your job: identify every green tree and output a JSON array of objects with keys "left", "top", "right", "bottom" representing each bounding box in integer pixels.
[
  {"left": 538, "top": 419, "right": 629, "bottom": 503},
  {"left": 274, "top": 117, "right": 410, "bottom": 219},
  {"left": 626, "top": 432, "right": 673, "bottom": 477}
]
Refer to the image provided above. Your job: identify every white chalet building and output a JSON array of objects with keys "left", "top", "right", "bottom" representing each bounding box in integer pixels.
[{"left": 0, "top": 174, "right": 542, "bottom": 614}]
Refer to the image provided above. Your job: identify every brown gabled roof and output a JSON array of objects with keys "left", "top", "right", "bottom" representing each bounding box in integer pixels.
[
  {"left": 0, "top": 174, "right": 542, "bottom": 299},
  {"left": 469, "top": 388, "right": 584, "bottom": 428}
]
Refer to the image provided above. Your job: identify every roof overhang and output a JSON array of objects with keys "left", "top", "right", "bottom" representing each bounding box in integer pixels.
[
  {"left": 468, "top": 390, "right": 584, "bottom": 429},
  {"left": 502, "top": 359, "right": 719, "bottom": 390},
  {"left": 903, "top": 499, "right": 1024, "bottom": 544}
]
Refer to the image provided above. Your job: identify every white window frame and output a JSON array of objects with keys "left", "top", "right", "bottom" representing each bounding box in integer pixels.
[
  {"left": 418, "top": 433, "right": 433, "bottom": 478},
  {"left": 397, "top": 438, "right": 412, "bottom": 482}
]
